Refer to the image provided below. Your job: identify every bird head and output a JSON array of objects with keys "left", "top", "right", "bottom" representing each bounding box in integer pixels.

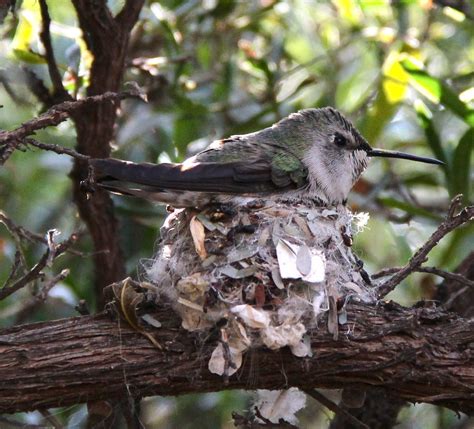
[{"left": 289, "top": 107, "right": 443, "bottom": 204}]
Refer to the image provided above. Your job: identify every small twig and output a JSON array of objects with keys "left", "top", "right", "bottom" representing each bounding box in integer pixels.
[
  {"left": 416, "top": 267, "right": 474, "bottom": 288},
  {"left": 373, "top": 265, "right": 474, "bottom": 289},
  {"left": 442, "top": 286, "right": 470, "bottom": 310},
  {"left": 0, "top": 210, "right": 47, "bottom": 245},
  {"left": 372, "top": 266, "right": 402, "bottom": 280},
  {"left": 38, "top": 0, "right": 70, "bottom": 102},
  {"left": 377, "top": 196, "right": 474, "bottom": 298},
  {"left": 24, "top": 137, "right": 90, "bottom": 161},
  {"left": 0, "top": 89, "right": 142, "bottom": 165},
  {"left": 4, "top": 250, "right": 23, "bottom": 285},
  {"left": 0, "top": 249, "right": 50, "bottom": 301},
  {"left": 0, "top": 231, "right": 79, "bottom": 301},
  {"left": 303, "top": 389, "right": 369, "bottom": 429},
  {"left": 253, "top": 407, "right": 299, "bottom": 429},
  {"left": 12, "top": 268, "right": 70, "bottom": 323}
]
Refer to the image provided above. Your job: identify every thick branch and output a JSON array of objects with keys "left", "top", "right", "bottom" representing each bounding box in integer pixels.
[
  {"left": 69, "top": 0, "right": 145, "bottom": 308},
  {"left": 0, "top": 302, "right": 472, "bottom": 415}
]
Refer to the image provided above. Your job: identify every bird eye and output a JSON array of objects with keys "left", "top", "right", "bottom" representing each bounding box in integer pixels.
[{"left": 333, "top": 133, "right": 347, "bottom": 147}]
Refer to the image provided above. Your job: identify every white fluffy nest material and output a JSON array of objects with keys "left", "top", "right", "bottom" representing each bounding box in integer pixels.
[{"left": 144, "top": 199, "right": 374, "bottom": 377}]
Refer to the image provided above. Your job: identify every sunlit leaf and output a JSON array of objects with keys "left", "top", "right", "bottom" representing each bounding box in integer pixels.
[
  {"left": 333, "top": 0, "right": 362, "bottom": 25},
  {"left": 401, "top": 57, "right": 474, "bottom": 127},
  {"left": 450, "top": 127, "right": 473, "bottom": 202},
  {"left": 11, "top": 7, "right": 45, "bottom": 64},
  {"left": 363, "top": 50, "right": 409, "bottom": 143}
]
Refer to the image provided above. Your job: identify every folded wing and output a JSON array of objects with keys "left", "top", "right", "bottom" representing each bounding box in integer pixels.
[{"left": 90, "top": 152, "right": 310, "bottom": 205}]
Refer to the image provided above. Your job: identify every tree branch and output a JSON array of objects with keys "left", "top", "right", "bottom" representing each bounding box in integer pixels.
[
  {"left": 38, "top": 0, "right": 70, "bottom": 103},
  {"left": 0, "top": 90, "right": 139, "bottom": 165},
  {"left": 0, "top": 301, "right": 472, "bottom": 415},
  {"left": 304, "top": 389, "right": 369, "bottom": 429},
  {"left": 0, "top": 230, "right": 79, "bottom": 301},
  {"left": 377, "top": 196, "right": 474, "bottom": 298}
]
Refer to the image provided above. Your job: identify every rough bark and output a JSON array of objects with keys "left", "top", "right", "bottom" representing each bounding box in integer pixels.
[{"left": 0, "top": 301, "right": 472, "bottom": 416}]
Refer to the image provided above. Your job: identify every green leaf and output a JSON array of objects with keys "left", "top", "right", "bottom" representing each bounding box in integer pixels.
[
  {"left": 377, "top": 196, "right": 443, "bottom": 221},
  {"left": 362, "top": 50, "right": 409, "bottom": 143},
  {"left": 11, "top": 6, "right": 45, "bottom": 64},
  {"left": 401, "top": 58, "right": 474, "bottom": 127},
  {"left": 414, "top": 100, "right": 449, "bottom": 171},
  {"left": 450, "top": 127, "right": 473, "bottom": 203}
]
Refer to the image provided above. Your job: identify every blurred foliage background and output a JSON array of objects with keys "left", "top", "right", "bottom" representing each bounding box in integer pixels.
[{"left": 0, "top": 0, "right": 473, "bottom": 427}]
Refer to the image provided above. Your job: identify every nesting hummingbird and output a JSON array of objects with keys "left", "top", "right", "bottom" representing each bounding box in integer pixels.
[{"left": 89, "top": 107, "right": 443, "bottom": 207}]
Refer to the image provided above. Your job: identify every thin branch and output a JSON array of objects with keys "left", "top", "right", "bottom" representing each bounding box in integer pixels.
[
  {"left": 0, "top": 249, "right": 50, "bottom": 301},
  {"left": 0, "top": 89, "right": 141, "bottom": 165},
  {"left": 417, "top": 266, "right": 474, "bottom": 288},
  {"left": 373, "top": 265, "right": 474, "bottom": 289},
  {"left": 12, "top": 269, "right": 70, "bottom": 323},
  {"left": 0, "top": 211, "right": 47, "bottom": 245},
  {"left": 304, "top": 390, "right": 369, "bottom": 429},
  {"left": 377, "top": 196, "right": 474, "bottom": 298},
  {"left": 0, "top": 231, "right": 79, "bottom": 301},
  {"left": 371, "top": 266, "right": 401, "bottom": 280},
  {"left": 24, "top": 137, "right": 90, "bottom": 161},
  {"left": 115, "top": 0, "right": 145, "bottom": 31},
  {"left": 38, "top": 0, "right": 70, "bottom": 102}
]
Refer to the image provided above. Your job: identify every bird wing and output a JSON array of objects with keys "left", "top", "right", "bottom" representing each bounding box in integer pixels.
[{"left": 90, "top": 155, "right": 308, "bottom": 196}]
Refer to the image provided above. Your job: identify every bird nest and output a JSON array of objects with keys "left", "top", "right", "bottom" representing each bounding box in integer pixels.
[{"left": 141, "top": 198, "right": 374, "bottom": 377}]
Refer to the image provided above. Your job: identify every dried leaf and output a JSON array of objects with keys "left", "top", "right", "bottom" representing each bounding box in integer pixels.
[
  {"left": 118, "top": 278, "right": 162, "bottom": 350},
  {"left": 230, "top": 304, "right": 270, "bottom": 328},
  {"left": 258, "top": 226, "right": 270, "bottom": 247},
  {"left": 227, "top": 245, "right": 258, "bottom": 263},
  {"left": 177, "top": 297, "right": 204, "bottom": 312},
  {"left": 344, "top": 281, "right": 363, "bottom": 294},
  {"left": 312, "top": 291, "right": 327, "bottom": 316},
  {"left": 271, "top": 267, "right": 285, "bottom": 289},
  {"left": 293, "top": 215, "right": 312, "bottom": 238},
  {"left": 141, "top": 313, "right": 162, "bottom": 328},
  {"left": 296, "top": 244, "right": 312, "bottom": 276},
  {"left": 276, "top": 240, "right": 325, "bottom": 283},
  {"left": 255, "top": 388, "right": 306, "bottom": 425},
  {"left": 276, "top": 239, "right": 299, "bottom": 279},
  {"left": 208, "top": 342, "right": 242, "bottom": 376},
  {"left": 261, "top": 323, "right": 306, "bottom": 350},
  {"left": 229, "top": 321, "right": 251, "bottom": 351},
  {"left": 290, "top": 335, "right": 312, "bottom": 357},
  {"left": 303, "top": 249, "right": 325, "bottom": 283},
  {"left": 176, "top": 273, "right": 208, "bottom": 301},
  {"left": 196, "top": 213, "right": 217, "bottom": 231},
  {"left": 219, "top": 265, "right": 258, "bottom": 279},
  {"left": 189, "top": 216, "right": 207, "bottom": 260}
]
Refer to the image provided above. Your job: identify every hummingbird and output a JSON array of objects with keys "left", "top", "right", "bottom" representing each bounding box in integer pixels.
[{"left": 89, "top": 107, "right": 443, "bottom": 208}]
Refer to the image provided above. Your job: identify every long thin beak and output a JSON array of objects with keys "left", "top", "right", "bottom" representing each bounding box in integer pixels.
[{"left": 366, "top": 148, "right": 444, "bottom": 165}]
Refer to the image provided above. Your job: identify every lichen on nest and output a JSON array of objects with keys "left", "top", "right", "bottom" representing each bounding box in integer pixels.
[{"left": 143, "top": 198, "right": 374, "bottom": 377}]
